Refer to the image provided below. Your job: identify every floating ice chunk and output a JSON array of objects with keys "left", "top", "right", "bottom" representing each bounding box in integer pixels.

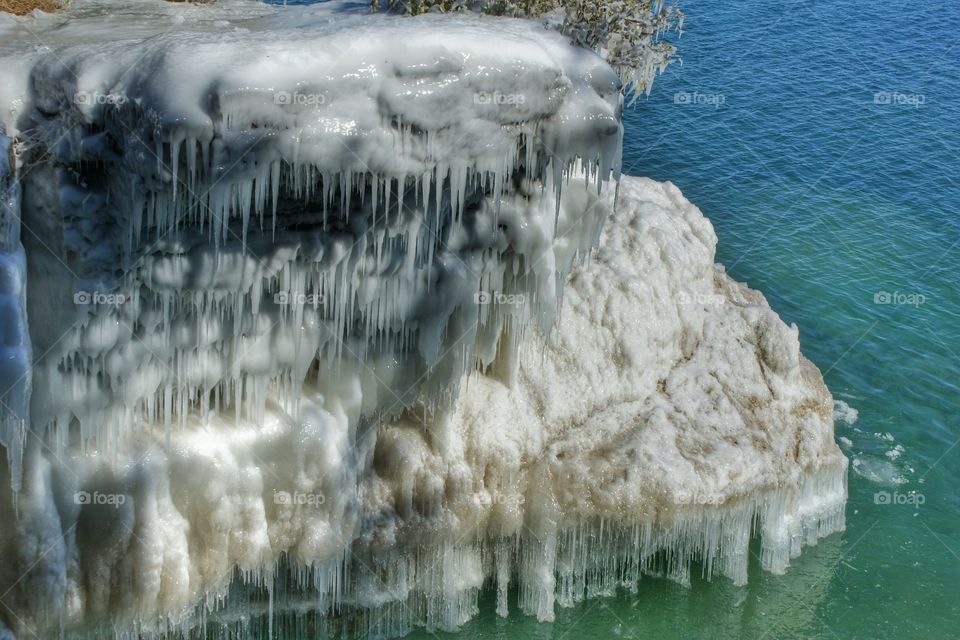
[
  {"left": 833, "top": 399, "right": 859, "bottom": 425},
  {"left": 851, "top": 456, "right": 907, "bottom": 486},
  {"left": 885, "top": 444, "right": 904, "bottom": 460}
]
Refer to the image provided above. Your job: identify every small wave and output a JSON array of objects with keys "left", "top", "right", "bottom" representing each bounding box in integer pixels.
[
  {"left": 851, "top": 456, "right": 908, "bottom": 485},
  {"left": 885, "top": 444, "right": 905, "bottom": 460}
]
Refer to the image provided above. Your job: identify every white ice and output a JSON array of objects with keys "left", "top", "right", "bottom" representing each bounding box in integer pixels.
[{"left": 0, "top": 2, "right": 845, "bottom": 638}]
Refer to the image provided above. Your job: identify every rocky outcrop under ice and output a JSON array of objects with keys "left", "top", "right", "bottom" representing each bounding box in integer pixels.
[{"left": 0, "top": 2, "right": 845, "bottom": 638}]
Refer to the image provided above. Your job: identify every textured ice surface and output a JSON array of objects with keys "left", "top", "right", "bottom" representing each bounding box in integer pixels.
[
  {"left": 0, "top": 2, "right": 845, "bottom": 638},
  {"left": 0, "top": 0, "right": 622, "bottom": 463}
]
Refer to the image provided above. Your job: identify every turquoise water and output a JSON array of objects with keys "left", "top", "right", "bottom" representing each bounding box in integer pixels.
[{"left": 402, "top": 1, "right": 960, "bottom": 638}]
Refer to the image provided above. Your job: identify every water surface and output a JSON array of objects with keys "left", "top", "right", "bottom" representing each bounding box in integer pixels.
[{"left": 406, "top": 0, "right": 960, "bottom": 637}]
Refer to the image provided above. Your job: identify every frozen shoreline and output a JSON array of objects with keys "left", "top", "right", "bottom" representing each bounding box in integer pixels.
[
  {"left": 0, "top": 3, "right": 845, "bottom": 638},
  {"left": 0, "top": 172, "right": 847, "bottom": 638}
]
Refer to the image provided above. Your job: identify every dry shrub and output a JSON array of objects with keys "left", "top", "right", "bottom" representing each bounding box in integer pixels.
[
  {"left": 377, "top": 0, "right": 684, "bottom": 99},
  {"left": 0, "top": 0, "right": 65, "bottom": 15}
]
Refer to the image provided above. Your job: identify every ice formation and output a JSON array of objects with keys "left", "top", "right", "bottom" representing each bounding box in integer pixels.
[
  {"left": 833, "top": 399, "right": 859, "bottom": 426},
  {"left": 0, "top": 2, "right": 846, "bottom": 638}
]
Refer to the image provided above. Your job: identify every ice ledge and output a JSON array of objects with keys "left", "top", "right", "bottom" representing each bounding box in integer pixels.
[
  {"left": 0, "top": 5, "right": 845, "bottom": 637},
  {"left": 360, "top": 176, "right": 848, "bottom": 624},
  {"left": 0, "top": 176, "right": 847, "bottom": 638}
]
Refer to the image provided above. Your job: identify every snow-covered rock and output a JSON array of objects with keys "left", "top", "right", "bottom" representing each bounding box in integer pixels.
[{"left": 0, "top": 2, "right": 845, "bottom": 638}]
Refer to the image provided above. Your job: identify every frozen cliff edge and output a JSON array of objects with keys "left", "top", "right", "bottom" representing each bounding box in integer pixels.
[{"left": 0, "top": 2, "right": 845, "bottom": 638}]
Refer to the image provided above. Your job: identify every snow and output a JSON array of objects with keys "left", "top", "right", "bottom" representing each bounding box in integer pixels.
[{"left": 0, "top": 2, "right": 845, "bottom": 639}]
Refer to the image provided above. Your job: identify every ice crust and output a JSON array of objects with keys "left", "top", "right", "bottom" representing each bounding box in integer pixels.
[{"left": 0, "top": 2, "right": 845, "bottom": 638}]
